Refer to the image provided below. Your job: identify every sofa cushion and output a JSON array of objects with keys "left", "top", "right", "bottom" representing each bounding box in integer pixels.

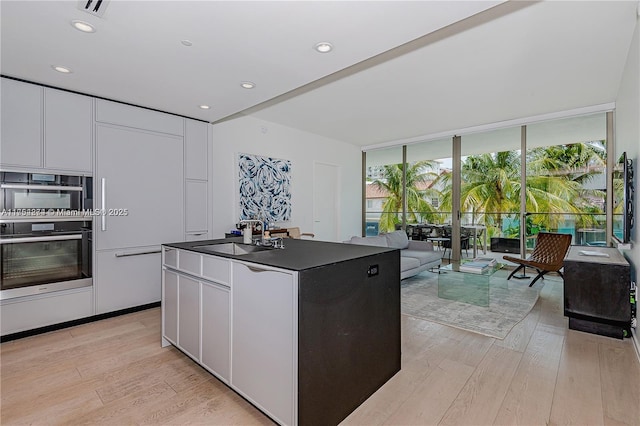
[
  {"left": 400, "top": 256, "right": 421, "bottom": 272},
  {"left": 402, "top": 249, "right": 441, "bottom": 266},
  {"left": 384, "top": 230, "right": 409, "bottom": 249},
  {"left": 348, "top": 235, "right": 388, "bottom": 247}
]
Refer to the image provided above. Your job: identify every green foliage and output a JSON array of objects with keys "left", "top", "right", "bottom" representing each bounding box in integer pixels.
[
  {"left": 369, "top": 160, "right": 439, "bottom": 232},
  {"left": 370, "top": 141, "right": 608, "bottom": 237}
]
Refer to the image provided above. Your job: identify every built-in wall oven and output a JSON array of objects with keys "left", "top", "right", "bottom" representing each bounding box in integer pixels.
[{"left": 1, "top": 172, "right": 93, "bottom": 300}]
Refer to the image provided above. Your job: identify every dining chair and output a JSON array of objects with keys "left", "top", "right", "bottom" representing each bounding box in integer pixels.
[
  {"left": 441, "top": 226, "right": 470, "bottom": 259},
  {"left": 286, "top": 227, "right": 315, "bottom": 239}
]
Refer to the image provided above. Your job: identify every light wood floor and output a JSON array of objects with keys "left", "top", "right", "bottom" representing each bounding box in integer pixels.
[{"left": 1, "top": 280, "right": 639, "bottom": 425}]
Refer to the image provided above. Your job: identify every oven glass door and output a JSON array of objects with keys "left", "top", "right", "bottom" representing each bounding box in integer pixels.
[
  {"left": 1, "top": 235, "right": 84, "bottom": 291},
  {"left": 2, "top": 186, "right": 82, "bottom": 212}
]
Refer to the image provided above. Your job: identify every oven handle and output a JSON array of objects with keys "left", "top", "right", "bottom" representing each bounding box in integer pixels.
[
  {"left": 0, "top": 184, "right": 83, "bottom": 191},
  {"left": 0, "top": 234, "right": 83, "bottom": 244}
]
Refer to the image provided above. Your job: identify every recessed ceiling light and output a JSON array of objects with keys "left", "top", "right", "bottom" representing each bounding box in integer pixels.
[
  {"left": 71, "top": 20, "right": 95, "bottom": 33},
  {"left": 181, "top": 40, "right": 193, "bottom": 47},
  {"left": 199, "top": 105, "right": 210, "bottom": 109},
  {"left": 52, "top": 65, "right": 72, "bottom": 74},
  {"left": 241, "top": 81, "right": 255, "bottom": 89},
  {"left": 314, "top": 42, "right": 333, "bottom": 53}
]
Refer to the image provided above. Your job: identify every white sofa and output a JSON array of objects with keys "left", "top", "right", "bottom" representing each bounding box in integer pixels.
[{"left": 346, "top": 230, "right": 442, "bottom": 279}]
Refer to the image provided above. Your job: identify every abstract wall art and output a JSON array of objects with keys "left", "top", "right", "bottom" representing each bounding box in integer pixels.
[{"left": 238, "top": 153, "right": 292, "bottom": 222}]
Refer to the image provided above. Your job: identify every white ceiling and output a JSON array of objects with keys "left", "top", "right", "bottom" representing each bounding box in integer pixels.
[{"left": 1, "top": 1, "right": 638, "bottom": 148}]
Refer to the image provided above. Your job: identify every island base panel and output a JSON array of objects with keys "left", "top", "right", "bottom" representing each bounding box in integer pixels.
[{"left": 298, "top": 251, "right": 401, "bottom": 425}]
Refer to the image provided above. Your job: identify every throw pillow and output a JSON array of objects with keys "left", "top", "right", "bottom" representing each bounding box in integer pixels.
[{"left": 384, "top": 230, "right": 409, "bottom": 249}]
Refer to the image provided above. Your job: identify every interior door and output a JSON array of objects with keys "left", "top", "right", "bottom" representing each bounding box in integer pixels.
[
  {"left": 313, "top": 163, "right": 339, "bottom": 241},
  {"left": 95, "top": 124, "right": 184, "bottom": 250}
]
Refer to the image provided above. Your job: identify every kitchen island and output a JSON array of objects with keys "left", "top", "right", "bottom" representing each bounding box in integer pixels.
[{"left": 161, "top": 237, "right": 401, "bottom": 426}]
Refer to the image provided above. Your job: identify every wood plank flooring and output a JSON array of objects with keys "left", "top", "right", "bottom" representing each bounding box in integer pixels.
[{"left": 2, "top": 279, "right": 639, "bottom": 425}]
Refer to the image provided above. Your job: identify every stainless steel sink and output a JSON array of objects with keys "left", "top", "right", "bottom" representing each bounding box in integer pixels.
[{"left": 193, "top": 242, "right": 271, "bottom": 255}]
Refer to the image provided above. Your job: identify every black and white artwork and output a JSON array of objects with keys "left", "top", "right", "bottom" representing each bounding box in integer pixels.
[{"left": 238, "top": 153, "right": 292, "bottom": 222}]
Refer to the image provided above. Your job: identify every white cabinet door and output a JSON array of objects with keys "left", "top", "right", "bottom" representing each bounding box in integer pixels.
[
  {"left": 95, "top": 99, "right": 184, "bottom": 136},
  {"left": 185, "top": 120, "right": 208, "bottom": 180},
  {"left": 178, "top": 275, "right": 200, "bottom": 360},
  {"left": 232, "top": 262, "right": 296, "bottom": 426},
  {"left": 95, "top": 249, "right": 162, "bottom": 314},
  {"left": 201, "top": 281, "right": 230, "bottom": 382},
  {"left": 185, "top": 180, "right": 208, "bottom": 233},
  {"left": 0, "top": 78, "right": 42, "bottom": 168},
  {"left": 44, "top": 88, "right": 92, "bottom": 173},
  {"left": 95, "top": 124, "right": 184, "bottom": 250},
  {"left": 162, "top": 268, "right": 178, "bottom": 345}
]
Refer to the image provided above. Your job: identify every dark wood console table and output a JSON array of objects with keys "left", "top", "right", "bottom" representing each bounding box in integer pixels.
[{"left": 563, "top": 246, "right": 631, "bottom": 339}]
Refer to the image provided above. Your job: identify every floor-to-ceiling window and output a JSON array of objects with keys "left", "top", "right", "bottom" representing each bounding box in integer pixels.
[
  {"left": 526, "top": 113, "right": 607, "bottom": 248},
  {"left": 362, "top": 111, "right": 612, "bottom": 254},
  {"left": 460, "top": 127, "right": 522, "bottom": 256},
  {"left": 405, "top": 138, "right": 452, "bottom": 225},
  {"left": 364, "top": 147, "right": 402, "bottom": 236}
]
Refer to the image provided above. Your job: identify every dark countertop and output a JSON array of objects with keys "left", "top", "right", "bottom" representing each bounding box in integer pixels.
[{"left": 163, "top": 237, "right": 397, "bottom": 271}]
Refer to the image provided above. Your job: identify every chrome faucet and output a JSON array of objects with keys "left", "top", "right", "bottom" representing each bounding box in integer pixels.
[{"left": 271, "top": 237, "right": 285, "bottom": 249}]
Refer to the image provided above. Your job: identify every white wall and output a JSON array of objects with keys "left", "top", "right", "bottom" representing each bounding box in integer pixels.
[
  {"left": 615, "top": 15, "right": 639, "bottom": 361},
  {"left": 211, "top": 115, "right": 362, "bottom": 242}
]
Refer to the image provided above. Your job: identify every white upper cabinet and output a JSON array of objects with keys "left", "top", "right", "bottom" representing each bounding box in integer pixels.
[
  {"left": 1, "top": 78, "right": 43, "bottom": 168},
  {"left": 184, "top": 119, "right": 210, "bottom": 239},
  {"left": 44, "top": 88, "right": 92, "bottom": 173},
  {"left": 0, "top": 78, "right": 93, "bottom": 173},
  {"left": 185, "top": 120, "right": 209, "bottom": 180},
  {"left": 96, "top": 99, "right": 183, "bottom": 136}
]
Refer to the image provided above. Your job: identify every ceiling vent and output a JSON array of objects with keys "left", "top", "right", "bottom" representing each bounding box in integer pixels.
[{"left": 77, "top": 0, "right": 110, "bottom": 18}]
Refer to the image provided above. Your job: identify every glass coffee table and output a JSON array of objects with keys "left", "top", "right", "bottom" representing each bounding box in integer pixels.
[{"left": 438, "top": 261, "right": 504, "bottom": 307}]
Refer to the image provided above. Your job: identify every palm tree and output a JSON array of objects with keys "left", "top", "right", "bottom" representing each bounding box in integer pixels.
[
  {"left": 436, "top": 151, "right": 521, "bottom": 231},
  {"left": 369, "top": 160, "right": 439, "bottom": 232},
  {"left": 527, "top": 141, "right": 607, "bottom": 229},
  {"left": 437, "top": 147, "right": 596, "bottom": 234}
]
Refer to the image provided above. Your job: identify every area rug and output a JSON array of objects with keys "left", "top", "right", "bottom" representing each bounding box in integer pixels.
[{"left": 401, "top": 269, "right": 544, "bottom": 339}]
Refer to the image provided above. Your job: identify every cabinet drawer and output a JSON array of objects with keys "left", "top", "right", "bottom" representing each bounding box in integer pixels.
[
  {"left": 95, "top": 249, "right": 161, "bottom": 314},
  {"left": 202, "top": 256, "right": 230, "bottom": 286},
  {"left": 1, "top": 287, "right": 93, "bottom": 336},
  {"left": 178, "top": 250, "right": 201, "bottom": 275}
]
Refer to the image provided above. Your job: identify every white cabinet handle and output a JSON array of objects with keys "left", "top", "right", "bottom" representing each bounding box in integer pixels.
[
  {"left": 246, "top": 265, "right": 269, "bottom": 273},
  {"left": 115, "top": 249, "right": 161, "bottom": 258},
  {"left": 101, "top": 178, "right": 107, "bottom": 232}
]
